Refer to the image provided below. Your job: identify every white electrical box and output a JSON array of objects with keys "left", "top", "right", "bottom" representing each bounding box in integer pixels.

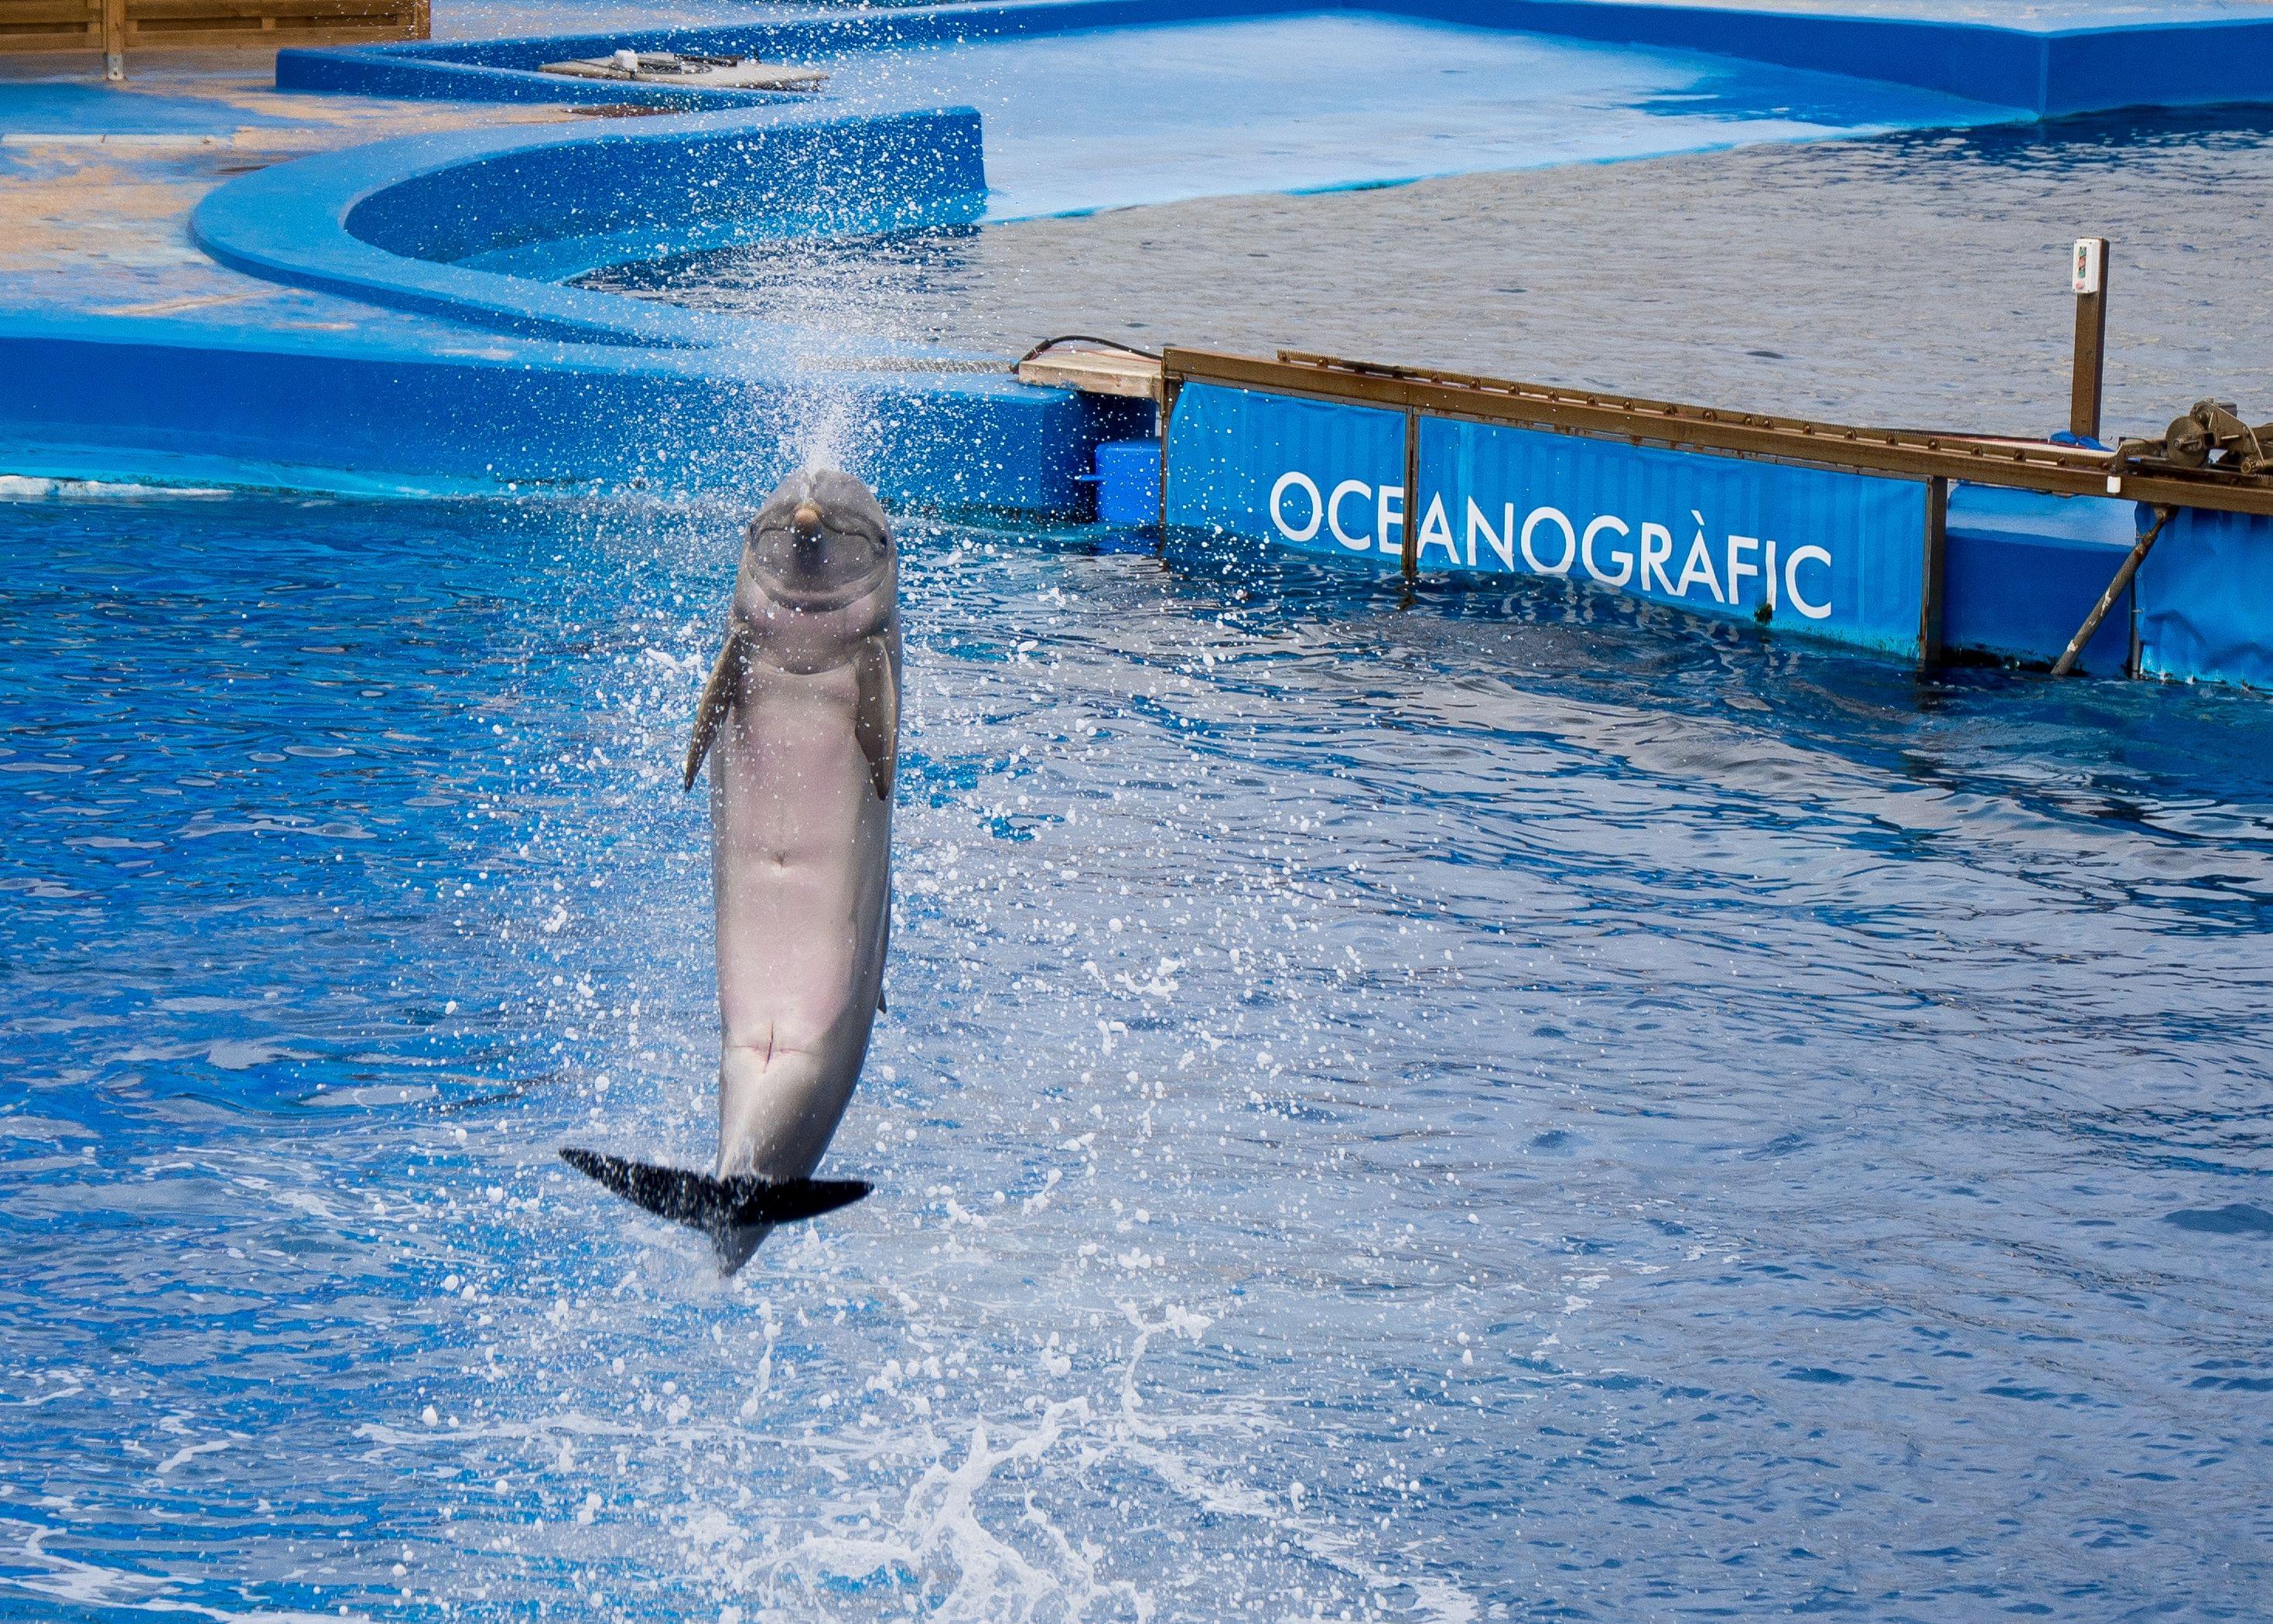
[{"left": 2072, "top": 238, "right": 2104, "bottom": 296}]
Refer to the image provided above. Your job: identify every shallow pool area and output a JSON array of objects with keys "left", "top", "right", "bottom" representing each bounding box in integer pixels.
[
  {"left": 582, "top": 106, "right": 2273, "bottom": 443},
  {"left": 4, "top": 489, "right": 2271, "bottom": 1620},
  {"left": 801, "top": 12, "right": 2025, "bottom": 219}
]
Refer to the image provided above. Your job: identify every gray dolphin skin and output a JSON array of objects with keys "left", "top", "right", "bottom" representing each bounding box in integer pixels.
[{"left": 563, "top": 468, "right": 899, "bottom": 1271}]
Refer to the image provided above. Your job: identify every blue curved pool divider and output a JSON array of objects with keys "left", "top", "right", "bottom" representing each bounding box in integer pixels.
[
  {"left": 278, "top": 0, "right": 2273, "bottom": 120},
  {"left": 275, "top": 46, "right": 804, "bottom": 111},
  {"left": 6, "top": 101, "right": 1141, "bottom": 509},
  {"left": 191, "top": 104, "right": 988, "bottom": 347},
  {"left": 0, "top": 304, "right": 1130, "bottom": 508}
]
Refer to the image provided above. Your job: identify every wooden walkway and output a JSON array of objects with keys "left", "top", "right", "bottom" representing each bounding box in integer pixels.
[{"left": 1, "top": 0, "right": 426, "bottom": 77}]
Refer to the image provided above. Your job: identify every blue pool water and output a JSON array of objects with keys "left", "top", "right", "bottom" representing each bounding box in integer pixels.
[{"left": 3, "top": 490, "right": 2271, "bottom": 1621}]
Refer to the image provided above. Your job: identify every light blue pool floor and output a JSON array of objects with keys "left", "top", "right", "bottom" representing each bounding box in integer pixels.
[
  {"left": 815, "top": 13, "right": 2031, "bottom": 218},
  {"left": 3, "top": 491, "right": 2269, "bottom": 1620}
]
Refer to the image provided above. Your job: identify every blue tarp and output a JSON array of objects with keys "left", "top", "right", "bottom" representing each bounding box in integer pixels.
[{"left": 2138, "top": 506, "right": 2273, "bottom": 688}]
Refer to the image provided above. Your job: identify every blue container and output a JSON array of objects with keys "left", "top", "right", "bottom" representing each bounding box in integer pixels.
[{"left": 1093, "top": 439, "right": 1161, "bottom": 525}]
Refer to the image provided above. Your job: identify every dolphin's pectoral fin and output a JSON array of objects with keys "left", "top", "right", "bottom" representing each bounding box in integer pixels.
[
  {"left": 559, "top": 1147, "right": 870, "bottom": 1273},
  {"left": 853, "top": 637, "right": 898, "bottom": 803},
  {"left": 877, "top": 986, "right": 887, "bottom": 1015},
  {"left": 682, "top": 634, "right": 741, "bottom": 792}
]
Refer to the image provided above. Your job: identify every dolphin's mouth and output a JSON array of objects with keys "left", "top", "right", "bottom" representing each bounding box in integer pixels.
[{"left": 757, "top": 567, "right": 891, "bottom": 613}]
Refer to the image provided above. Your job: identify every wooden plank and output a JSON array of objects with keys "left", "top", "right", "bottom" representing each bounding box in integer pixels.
[
  {"left": 124, "top": 12, "right": 413, "bottom": 32},
  {"left": 118, "top": 20, "right": 417, "bottom": 38},
  {"left": 126, "top": 14, "right": 414, "bottom": 30},
  {"left": 125, "top": 0, "right": 410, "bottom": 17},
  {"left": 0, "top": 0, "right": 419, "bottom": 48},
  {"left": 2070, "top": 237, "right": 2111, "bottom": 443},
  {"left": 1015, "top": 347, "right": 1160, "bottom": 400},
  {"left": 0, "top": 2, "right": 104, "bottom": 24},
  {"left": 0, "top": 0, "right": 99, "bottom": 26},
  {"left": 0, "top": 1, "right": 101, "bottom": 47},
  {"left": 126, "top": 0, "right": 412, "bottom": 20}
]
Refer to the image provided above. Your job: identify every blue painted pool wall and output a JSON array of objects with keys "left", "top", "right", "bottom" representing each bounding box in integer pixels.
[
  {"left": 274, "top": 50, "right": 797, "bottom": 108},
  {"left": 117, "top": 103, "right": 1103, "bottom": 513},
  {"left": 345, "top": 108, "right": 985, "bottom": 268},
  {"left": 2136, "top": 507, "right": 2273, "bottom": 689},
  {"left": 279, "top": 0, "right": 2273, "bottom": 118},
  {"left": 193, "top": 108, "right": 986, "bottom": 347},
  {"left": 1396, "top": 0, "right": 2043, "bottom": 111},
  {"left": 2038, "top": 21, "right": 2273, "bottom": 118},
  {"left": 275, "top": 0, "right": 1326, "bottom": 108},
  {"left": 0, "top": 325, "right": 1113, "bottom": 511},
  {"left": 1941, "top": 485, "right": 2135, "bottom": 673}
]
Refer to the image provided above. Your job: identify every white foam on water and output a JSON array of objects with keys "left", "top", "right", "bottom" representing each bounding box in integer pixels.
[
  {"left": 153, "top": 1439, "right": 234, "bottom": 1477},
  {"left": 634, "top": 1305, "right": 1478, "bottom": 1622},
  {"left": 0, "top": 1516, "right": 356, "bottom": 1622},
  {"left": 0, "top": 476, "right": 233, "bottom": 502}
]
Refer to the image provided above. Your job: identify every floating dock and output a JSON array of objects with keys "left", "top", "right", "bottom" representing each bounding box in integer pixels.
[{"left": 1020, "top": 340, "right": 2273, "bottom": 688}]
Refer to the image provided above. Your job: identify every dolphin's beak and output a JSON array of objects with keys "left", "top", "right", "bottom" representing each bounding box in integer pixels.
[{"left": 792, "top": 502, "right": 824, "bottom": 538}]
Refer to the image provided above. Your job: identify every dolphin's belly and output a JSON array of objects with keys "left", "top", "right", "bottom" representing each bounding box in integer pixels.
[{"left": 709, "top": 667, "right": 890, "bottom": 1065}]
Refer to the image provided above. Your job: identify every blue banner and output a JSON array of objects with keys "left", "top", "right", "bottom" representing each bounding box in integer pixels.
[
  {"left": 1164, "top": 381, "right": 1403, "bottom": 549},
  {"left": 2137, "top": 505, "right": 2273, "bottom": 688},
  {"left": 1420, "top": 418, "right": 1929, "bottom": 653},
  {"left": 1165, "top": 381, "right": 1933, "bottom": 657}
]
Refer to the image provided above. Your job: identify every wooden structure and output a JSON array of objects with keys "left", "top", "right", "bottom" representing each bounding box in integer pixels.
[
  {"left": 1015, "top": 344, "right": 1162, "bottom": 401},
  {"left": 0, "top": 0, "right": 426, "bottom": 78},
  {"left": 2070, "top": 235, "right": 2111, "bottom": 443}
]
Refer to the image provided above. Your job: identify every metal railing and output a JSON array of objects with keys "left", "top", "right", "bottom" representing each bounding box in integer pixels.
[{"left": 1158, "top": 347, "right": 2273, "bottom": 520}]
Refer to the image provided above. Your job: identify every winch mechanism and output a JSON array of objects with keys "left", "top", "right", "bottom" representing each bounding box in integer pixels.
[{"left": 2115, "top": 399, "right": 2273, "bottom": 477}]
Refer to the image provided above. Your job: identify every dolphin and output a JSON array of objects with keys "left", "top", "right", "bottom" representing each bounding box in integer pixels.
[{"left": 564, "top": 468, "right": 899, "bottom": 1270}]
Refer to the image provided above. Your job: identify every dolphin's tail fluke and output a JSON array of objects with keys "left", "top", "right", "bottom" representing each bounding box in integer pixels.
[{"left": 559, "top": 1147, "right": 870, "bottom": 1273}]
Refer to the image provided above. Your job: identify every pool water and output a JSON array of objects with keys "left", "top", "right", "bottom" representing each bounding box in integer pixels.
[
  {"left": 583, "top": 108, "right": 2273, "bottom": 442},
  {"left": 4, "top": 490, "right": 2271, "bottom": 1622}
]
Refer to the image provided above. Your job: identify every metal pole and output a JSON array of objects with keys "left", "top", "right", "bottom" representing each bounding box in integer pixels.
[
  {"left": 1155, "top": 375, "right": 1177, "bottom": 539},
  {"left": 101, "top": 0, "right": 126, "bottom": 80},
  {"left": 2070, "top": 237, "right": 2110, "bottom": 443},
  {"left": 1917, "top": 475, "right": 1947, "bottom": 668},
  {"left": 2051, "top": 504, "right": 2172, "bottom": 678},
  {"left": 1399, "top": 408, "right": 1420, "bottom": 581}
]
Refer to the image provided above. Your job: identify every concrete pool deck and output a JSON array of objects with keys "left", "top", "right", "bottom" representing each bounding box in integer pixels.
[{"left": 6, "top": 0, "right": 2273, "bottom": 511}]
